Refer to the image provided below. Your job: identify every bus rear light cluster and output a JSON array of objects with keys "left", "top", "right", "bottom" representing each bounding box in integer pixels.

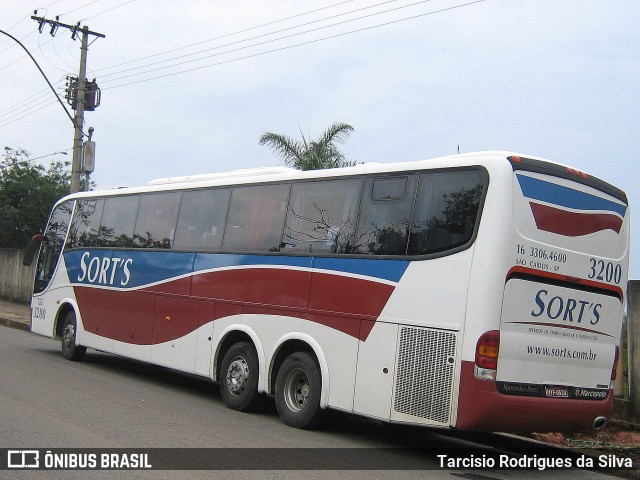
[
  {"left": 474, "top": 330, "right": 500, "bottom": 381},
  {"left": 566, "top": 167, "right": 589, "bottom": 179}
]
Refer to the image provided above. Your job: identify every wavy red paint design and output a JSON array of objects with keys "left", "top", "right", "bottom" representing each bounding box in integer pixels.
[{"left": 74, "top": 267, "right": 395, "bottom": 345}]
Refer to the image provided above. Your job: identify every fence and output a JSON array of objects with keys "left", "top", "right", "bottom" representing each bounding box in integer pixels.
[{"left": 0, "top": 249, "right": 35, "bottom": 304}]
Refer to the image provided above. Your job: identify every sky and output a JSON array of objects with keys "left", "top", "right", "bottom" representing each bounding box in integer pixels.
[{"left": 1, "top": 0, "right": 639, "bottom": 278}]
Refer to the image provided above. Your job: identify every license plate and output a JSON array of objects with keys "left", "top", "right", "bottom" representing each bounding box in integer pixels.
[{"left": 545, "top": 385, "right": 569, "bottom": 398}]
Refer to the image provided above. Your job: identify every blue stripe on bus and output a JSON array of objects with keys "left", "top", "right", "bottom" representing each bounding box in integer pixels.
[
  {"left": 516, "top": 174, "right": 627, "bottom": 217},
  {"left": 65, "top": 250, "right": 410, "bottom": 289}
]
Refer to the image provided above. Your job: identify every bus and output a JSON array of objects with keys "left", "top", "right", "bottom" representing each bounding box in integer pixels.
[{"left": 24, "top": 151, "right": 629, "bottom": 432}]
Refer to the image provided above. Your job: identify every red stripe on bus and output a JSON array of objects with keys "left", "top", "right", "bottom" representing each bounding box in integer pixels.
[
  {"left": 74, "top": 268, "right": 395, "bottom": 344},
  {"left": 529, "top": 202, "right": 623, "bottom": 236}
]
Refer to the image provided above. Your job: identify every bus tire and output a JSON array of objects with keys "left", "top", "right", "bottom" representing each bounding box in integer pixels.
[
  {"left": 61, "top": 311, "right": 86, "bottom": 361},
  {"left": 275, "top": 352, "right": 322, "bottom": 428},
  {"left": 219, "top": 342, "right": 260, "bottom": 411}
]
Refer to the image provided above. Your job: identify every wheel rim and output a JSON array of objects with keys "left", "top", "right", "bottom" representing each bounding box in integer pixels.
[
  {"left": 225, "top": 357, "right": 249, "bottom": 395},
  {"left": 283, "top": 367, "right": 310, "bottom": 413},
  {"left": 63, "top": 323, "right": 75, "bottom": 350}
]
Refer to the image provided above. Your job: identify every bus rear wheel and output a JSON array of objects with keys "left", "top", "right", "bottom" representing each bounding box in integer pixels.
[
  {"left": 61, "top": 311, "right": 86, "bottom": 361},
  {"left": 275, "top": 352, "right": 322, "bottom": 428},
  {"left": 219, "top": 342, "right": 260, "bottom": 411}
]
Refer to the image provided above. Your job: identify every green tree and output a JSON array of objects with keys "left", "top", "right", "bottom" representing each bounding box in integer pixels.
[
  {"left": 259, "top": 122, "right": 355, "bottom": 170},
  {"left": 0, "top": 147, "right": 71, "bottom": 248}
]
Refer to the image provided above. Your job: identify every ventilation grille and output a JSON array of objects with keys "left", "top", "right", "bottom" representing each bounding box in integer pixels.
[{"left": 393, "top": 326, "right": 457, "bottom": 424}]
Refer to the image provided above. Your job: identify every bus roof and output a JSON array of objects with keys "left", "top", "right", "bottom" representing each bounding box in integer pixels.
[{"left": 63, "top": 151, "right": 624, "bottom": 202}]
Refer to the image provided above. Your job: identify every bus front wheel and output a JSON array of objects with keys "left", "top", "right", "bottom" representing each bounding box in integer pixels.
[
  {"left": 275, "top": 352, "right": 322, "bottom": 428},
  {"left": 61, "top": 311, "right": 86, "bottom": 361},
  {"left": 219, "top": 342, "right": 260, "bottom": 411}
]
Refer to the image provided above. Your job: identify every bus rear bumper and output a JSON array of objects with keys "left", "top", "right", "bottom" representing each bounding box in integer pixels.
[{"left": 455, "top": 361, "right": 612, "bottom": 433}]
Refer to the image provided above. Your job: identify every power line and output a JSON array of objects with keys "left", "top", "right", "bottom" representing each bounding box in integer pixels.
[
  {"left": 0, "top": 0, "right": 485, "bottom": 129},
  {"left": 0, "top": 1, "right": 406, "bottom": 111},
  {"left": 81, "top": 0, "right": 138, "bottom": 22},
  {"left": 36, "top": 32, "right": 69, "bottom": 74},
  {"left": 1, "top": 0, "right": 350, "bottom": 125},
  {"left": 93, "top": 0, "right": 357, "bottom": 73},
  {"left": 2, "top": 0, "right": 68, "bottom": 34},
  {"left": 0, "top": 33, "right": 56, "bottom": 74},
  {"left": 0, "top": 28, "right": 76, "bottom": 127},
  {"left": 98, "top": 0, "right": 405, "bottom": 79},
  {"left": 0, "top": 30, "right": 37, "bottom": 58},
  {"left": 0, "top": 86, "right": 64, "bottom": 121},
  {"left": 0, "top": 99, "right": 59, "bottom": 129},
  {"left": 0, "top": 0, "right": 73, "bottom": 55},
  {"left": 58, "top": 0, "right": 102, "bottom": 19},
  {"left": 103, "top": 0, "right": 487, "bottom": 90},
  {"left": 0, "top": 78, "right": 66, "bottom": 118},
  {"left": 51, "top": 32, "right": 79, "bottom": 71}
]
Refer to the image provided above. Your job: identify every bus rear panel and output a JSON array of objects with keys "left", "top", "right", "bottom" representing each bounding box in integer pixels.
[{"left": 457, "top": 156, "right": 628, "bottom": 432}]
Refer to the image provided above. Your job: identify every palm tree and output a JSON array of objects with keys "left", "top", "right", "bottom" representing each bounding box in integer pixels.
[{"left": 259, "top": 122, "right": 355, "bottom": 170}]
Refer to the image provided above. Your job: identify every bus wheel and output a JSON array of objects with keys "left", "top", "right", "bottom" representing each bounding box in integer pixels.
[
  {"left": 61, "top": 311, "right": 86, "bottom": 361},
  {"left": 220, "top": 342, "right": 260, "bottom": 411},
  {"left": 275, "top": 352, "right": 322, "bottom": 428}
]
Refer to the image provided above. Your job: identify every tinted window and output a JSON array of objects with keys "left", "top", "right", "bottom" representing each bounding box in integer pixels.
[
  {"left": 355, "top": 176, "right": 416, "bottom": 255},
  {"left": 133, "top": 192, "right": 181, "bottom": 249},
  {"left": 97, "top": 196, "right": 140, "bottom": 248},
  {"left": 34, "top": 201, "right": 73, "bottom": 293},
  {"left": 408, "top": 170, "right": 486, "bottom": 255},
  {"left": 67, "top": 198, "right": 104, "bottom": 248},
  {"left": 223, "top": 184, "right": 289, "bottom": 252},
  {"left": 174, "top": 188, "right": 231, "bottom": 251},
  {"left": 283, "top": 179, "right": 362, "bottom": 254},
  {"left": 372, "top": 176, "right": 409, "bottom": 201}
]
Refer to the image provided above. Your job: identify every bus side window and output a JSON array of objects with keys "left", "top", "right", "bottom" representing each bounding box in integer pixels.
[
  {"left": 408, "top": 170, "right": 486, "bottom": 255},
  {"left": 67, "top": 198, "right": 104, "bottom": 249},
  {"left": 283, "top": 179, "right": 362, "bottom": 254},
  {"left": 97, "top": 196, "right": 140, "bottom": 248},
  {"left": 133, "top": 192, "right": 181, "bottom": 249},
  {"left": 222, "top": 184, "right": 289, "bottom": 252},
  {"left": 174, "top": 188, "right": 231, "bottom": 251},
  {"left": 354, "top": 175, "right": 416, "bottom": 255}
]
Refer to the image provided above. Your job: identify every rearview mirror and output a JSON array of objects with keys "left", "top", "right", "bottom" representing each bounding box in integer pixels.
[{"left": 23, "top": 233, "right": 49, "bottom": 267}]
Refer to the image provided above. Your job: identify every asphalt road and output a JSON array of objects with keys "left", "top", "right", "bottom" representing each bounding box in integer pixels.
[{"left": 0, "top": 326, "right": 622, "bottom": 480}]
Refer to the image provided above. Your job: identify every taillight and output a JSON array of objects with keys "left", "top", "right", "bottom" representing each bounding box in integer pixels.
[
  {"left": 475, "top": 330, "right": 500, "bottom": 381},
  {"left": 611, "top": 346, "right": 620, "bottom": 381}
]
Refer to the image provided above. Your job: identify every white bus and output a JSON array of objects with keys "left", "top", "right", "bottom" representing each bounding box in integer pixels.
[{"left": 25, "top": 151, "right": 629, "bottom": 432}]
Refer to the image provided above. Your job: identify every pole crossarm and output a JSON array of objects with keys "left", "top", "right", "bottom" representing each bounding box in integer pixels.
[{"left": 31, "top": 16, "right": 105, "bottom": 40}]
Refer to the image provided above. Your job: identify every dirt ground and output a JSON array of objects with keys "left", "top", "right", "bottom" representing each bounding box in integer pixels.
[{"left": 531, "top": 422, "right": 640, "bottom": 464}]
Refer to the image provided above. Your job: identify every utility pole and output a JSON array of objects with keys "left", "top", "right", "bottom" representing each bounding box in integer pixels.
[
  {"left": 31, "top": 15, "right": 104, "bottom": 193},
  {"left": 71, "top": 25, "right": 89, "bottom": 193}
]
